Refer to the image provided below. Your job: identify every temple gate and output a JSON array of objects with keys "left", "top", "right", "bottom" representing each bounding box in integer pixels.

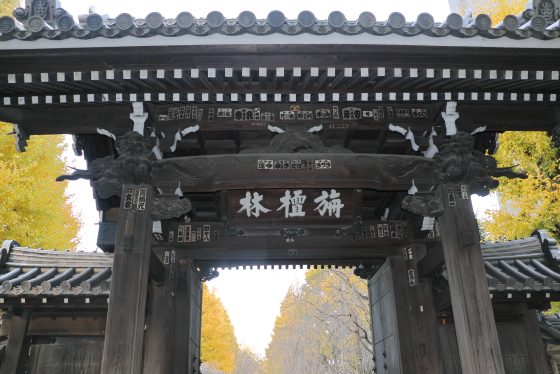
[{"left": 1, "top": 1, "right": 560, "bottom": 373}]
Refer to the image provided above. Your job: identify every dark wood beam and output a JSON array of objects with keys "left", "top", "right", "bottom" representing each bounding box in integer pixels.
[
  {"left": 5, "top": 102, "right": 556, "bottom": 138},
  {"left": 26, "top": 311, "right": 107, "bottom": 336},
  {"left": 417, "top": 242, "right": 444, "bottom": 281},
  {"left": 3, "top": 43, "right": 560, "bottom": 74},
  {"left": 155, "top": 153, "right": 438, "bottom": 194},
  {"left": 0, "top": 106, "right": 131, "bottom": 135}
]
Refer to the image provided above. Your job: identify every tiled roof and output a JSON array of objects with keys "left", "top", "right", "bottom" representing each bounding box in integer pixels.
[
  {"left": 0, "top": 241, "right": 112, "bottom": 297},
  {"left": 433, "top": 230, "right": 560, "bottom": 299},
  {"left": 481, "top": 231, "right": 560, "bottom": 293},
  {"left": 538, "top": 312, "right": 560, "bottom": 345},
  {"left": 1, "top": 7, "right": 560, "bottom": 41}
]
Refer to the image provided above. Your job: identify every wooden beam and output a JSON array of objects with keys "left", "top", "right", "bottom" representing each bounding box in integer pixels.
[
  {"left": 417, "top": 242, "right": 444, "bottom": 280},
  {"left": 0, "top": 106, "right": 131, "bottom": 135},
  {"left": 9, "top": 102, "right": 557, "bottom": 136},
  {"left": 438, "top": 184, "right": 505, "bottom": 374},
  {"left": 155, "top": 153, "right": 438, "bottom": 193},
  {"left": 0, "top": 309, "right": 31, "bottom": 374},
  {"left": 101, "top": 185, "right": 153, "bottom": 374},
  {"left": 26, "top": 311, "right": 107, "bottom": 336}
]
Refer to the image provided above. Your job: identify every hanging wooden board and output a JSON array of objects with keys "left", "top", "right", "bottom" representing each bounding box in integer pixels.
[{"left": 228, "top": 188, "right": 355, "bottom": 227}]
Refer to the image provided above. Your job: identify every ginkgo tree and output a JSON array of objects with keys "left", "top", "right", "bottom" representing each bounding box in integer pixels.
[
  {"left": 0, "top": 0, "right": 82, "bottom": 250},
  {"left": 201, "top": 283, "right": 238, "bottom": 373},
  {"left": 266, "top": 269, "right": 372, "bottom": 374},
  {"left": 481, "top": 132, "right": 560, "bottom": 240},
  {"left": 0, "top": 0, "right": 18, "bottom": 18},
  {"left": 0, "top": 122, "right": 83, "bottom": 249}
]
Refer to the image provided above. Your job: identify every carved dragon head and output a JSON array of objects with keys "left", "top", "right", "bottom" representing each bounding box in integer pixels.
[{"left": 433, "top": 132, "right": 527, "bottom": 196}]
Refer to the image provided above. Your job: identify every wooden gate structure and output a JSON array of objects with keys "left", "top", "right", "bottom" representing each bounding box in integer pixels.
[{"left": 1, "top": 1, "right": 560, "bottom": 373}]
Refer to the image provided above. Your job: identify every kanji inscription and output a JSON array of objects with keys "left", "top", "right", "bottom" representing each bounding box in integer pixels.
[{"left": 230, "top": 189, "right": 354, "bottom": 226}]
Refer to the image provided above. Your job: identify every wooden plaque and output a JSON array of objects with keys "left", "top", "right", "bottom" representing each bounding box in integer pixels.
[{"left": 228, "top": 189, "right": 356, "bottom": 227}]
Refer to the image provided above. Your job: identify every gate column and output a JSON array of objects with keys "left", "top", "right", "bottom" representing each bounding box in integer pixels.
[
  {"left": 438, "top": 183, "right": 505, "bottom": 374},
  {"left": 101, "top": 184, "right": 153, "bottom": 374},
  {"left": 427, "top": 129, "right": 527, "bottom": 374}
]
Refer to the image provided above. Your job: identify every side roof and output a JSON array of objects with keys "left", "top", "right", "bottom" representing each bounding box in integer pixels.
[
  {"left": 2, "top": 230, "right": 560, "bottom": 303},
  {"left": 481, "top": 231, "right": 560, "bottom": 294},
  {"left": 0, "top": 241, "right": 112, "bottom": 298}
]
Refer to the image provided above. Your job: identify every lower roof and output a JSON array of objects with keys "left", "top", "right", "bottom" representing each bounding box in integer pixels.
[{"left": 1, "top": 230, "right": 560, "bottom": 304}]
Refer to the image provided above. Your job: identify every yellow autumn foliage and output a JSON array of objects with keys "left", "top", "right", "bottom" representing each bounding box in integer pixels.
[
  {"left": 267, "top": 269, "right": 372, "bottom": 374},
  {"left": 0, "top": 0, "right": 18, "bottom": 18},
  {"left": 0, "top": 122, "right": 82, "bottom": 249},
  {"left": 459, "top": 0, "right": 527, "bottom": 24},
  {"left": 201, "top": 283, "right": 238, "bottom": 373},
  {"left": 480, "top": 131, "right": 560, "bottom": 240},
  {"left": 0, "top": 0, "right": 81, "bottom": 249}
]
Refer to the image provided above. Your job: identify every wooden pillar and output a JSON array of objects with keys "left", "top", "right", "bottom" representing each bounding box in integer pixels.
[
  {"left": 0, "top": 309, "right": 31, "bottom": 374},
  {"left": 438, "top": 184, "right": 505, "bottom": 374},
  {"left": 371, "top": 245, "right": 444, "bottom": 374},
  {"left": 101, "top": 185, "right": 153, "bottom": 374},
  {"left": 143, "top": 257, "right": 203, "bottom": 374},
  {"left": 521, "top": 303, "right": 550, "bottom": 374},
  {"left": 407, "top": 244, "right": 444, "bottom": 374}
]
